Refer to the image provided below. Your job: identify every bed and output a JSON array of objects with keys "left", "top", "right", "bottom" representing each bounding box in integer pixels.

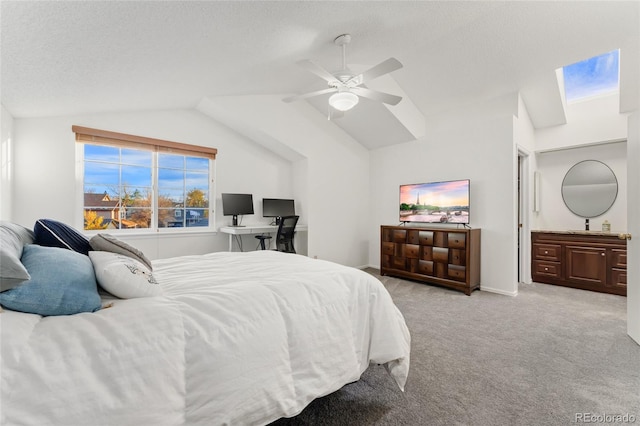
[{"left": 0, "top": 222, "right": 411, "bottom": 426}]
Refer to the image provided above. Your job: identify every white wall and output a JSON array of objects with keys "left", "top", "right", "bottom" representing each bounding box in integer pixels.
[
  {"left": 197, "top": 95, "right": 371, "bottom": 268},
  {"left": 369, "top": 93, "right": 520, "bottom": 296},
  {"left": 533, "top": 141, "right": 627, "bottom": 233},
  {"left": 536, "top": 94, "right": 628, "bottom": 151},
  {"left": 1, "top": 105, "right": 14, "bottom": 220},
  {"left": 11, "top": 109, "right": 296, "bottom": 259}
]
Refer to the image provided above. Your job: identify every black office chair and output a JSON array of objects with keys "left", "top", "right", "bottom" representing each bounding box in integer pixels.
[{"left": 255, "top": 215, "right": 299, "bottom": 253}]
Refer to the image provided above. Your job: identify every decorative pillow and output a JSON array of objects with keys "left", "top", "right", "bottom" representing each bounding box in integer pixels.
[
  {"left": 0, "top": 245, "right": 101, "bottom": 316},
  {"left": 34, "top": 219, "right": 92, "bottom": 255},
  {"left": 0, "top": 221, "right": 35, "bottom": 292},
  {"left": 89, "top": 233, "right": 152, "bottom": 270},
  {"left": 89, "top": 251, "right": 162, "bottom": 299}
]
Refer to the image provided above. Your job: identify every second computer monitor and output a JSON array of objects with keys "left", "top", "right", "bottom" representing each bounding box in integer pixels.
[{"left": 262, "top": 198, "right": 295, "bottom": 224}]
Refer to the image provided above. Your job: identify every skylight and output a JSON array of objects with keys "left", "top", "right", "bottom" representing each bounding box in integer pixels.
[{"left": 562, "top": 50, "right": 619, "bottom": 103}]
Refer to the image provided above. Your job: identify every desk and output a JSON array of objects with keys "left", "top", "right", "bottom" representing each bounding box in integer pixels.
[{"left": 219, "top": 224, "right": 308, "bottom": 251}]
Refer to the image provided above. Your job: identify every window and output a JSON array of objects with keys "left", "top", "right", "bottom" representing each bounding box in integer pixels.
[
  {"left": 74, "top": 126, "right": 216, "bottom": 232},
  {"left": 562, "top": 50, "right": 619, "bottom": 103}
]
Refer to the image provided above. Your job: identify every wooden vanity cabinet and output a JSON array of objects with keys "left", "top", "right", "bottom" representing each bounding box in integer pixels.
[
  {"left": 380, "top": 225, "right": 481, "bottom": 295},
  {"left": 531, "top": 231, "right": 627, "bottom": 296}
]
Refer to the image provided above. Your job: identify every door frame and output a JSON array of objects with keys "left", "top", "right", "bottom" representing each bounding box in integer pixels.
[
  {"left": 627, "top": 112, "right": 639, "bottom": 344},
  {"left": 517, "top": 146, "right": 532, "bottom": 285}
]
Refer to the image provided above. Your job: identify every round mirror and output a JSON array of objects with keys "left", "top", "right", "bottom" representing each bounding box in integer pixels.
[{"left": 561, "top": 160, "right": 618, "bottom": 218}]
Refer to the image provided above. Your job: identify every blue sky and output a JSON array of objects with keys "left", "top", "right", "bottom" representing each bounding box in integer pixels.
[
  {"left": 84, "top": 145, "right": 209, "bottom": 201},
  {"left": 400, "top": 180, "right": 469, "bottom": 207},
  {"left": 563, "top": 50, "right": 619, "bottom": 102}
]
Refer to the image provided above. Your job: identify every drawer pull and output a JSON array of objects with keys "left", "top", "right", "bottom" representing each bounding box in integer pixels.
[
  {"left": 544, "top": 267, "right": 549, "bottom": 271},
  {"left": 544, "top": 250, "right": 548, "bottom": 254},
  {"left": 601, "top": 253, "right": 605, "bottom": 257}
]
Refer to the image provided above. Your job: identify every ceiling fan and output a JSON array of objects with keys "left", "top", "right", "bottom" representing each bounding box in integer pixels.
[{"left": 283, "top": 34, "right": 403, "bottom": 113}]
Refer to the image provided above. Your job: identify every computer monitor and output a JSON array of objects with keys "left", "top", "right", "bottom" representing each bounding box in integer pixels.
[
  {"left": 221, "top": 193, "right": 254, "bottom": 226},
  {"left": 262, "top": 198, "right": 295, "bottom": 224}
]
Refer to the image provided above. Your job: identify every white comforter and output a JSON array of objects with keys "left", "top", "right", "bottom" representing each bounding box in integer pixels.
[{"left": 1, "top": 251, "right": 410, "bottom": 426}]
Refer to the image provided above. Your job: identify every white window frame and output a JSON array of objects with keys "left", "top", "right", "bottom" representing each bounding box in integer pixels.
[{"left": 74, "top": 126, "right": 217, "bottom": 234}]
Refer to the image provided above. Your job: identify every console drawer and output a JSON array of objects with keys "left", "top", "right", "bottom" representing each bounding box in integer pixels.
[
  {"left": 405, "top": 244, "right": 420, "bottom": 259},
  {"left": 393, "top": 230, "right": 407, "bottom": 243},
  {"left": 450, "top": 249, "right": 465, "bottom": 266},
  {"left": 421, "top": 246, "right": 433, "bottom": 261},
  {"left": 381, "top": 242, "right": 395, "bottom": 256},
  {"left": 433, "top": 247, "right": 449, "bottom": 263},
  {"left": 392, "top": 256, "right": 406, "bottom": 270},
  {"left": 448, "top": 265, "right": 466, "bottom": 282},
  {"left": 406, "top": 230, "right": 419, "bottom": 245},
  {"left": 448, "top": 233, "right": 466, "bottom": 249},
  {"left": 418, "top": 260, "right": 434, "bottom": 275},
  {"left": 418, "top": 231, "right": 434, "bottom": 246}
]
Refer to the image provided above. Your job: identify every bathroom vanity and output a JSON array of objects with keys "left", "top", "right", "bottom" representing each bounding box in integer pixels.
[{"left": 531, "top": 230, "right": 627, "bottom": 296}]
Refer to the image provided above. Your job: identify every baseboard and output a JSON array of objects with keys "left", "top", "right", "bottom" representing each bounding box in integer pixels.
[
  {"left": 356, "top": 264, "right": 373, "bottom": 270},
  {"left": 480, "top": 285, "right": 518, "bottom": 297},
  {"left": 365, "top": 263, "right": 518, "bottom": 297},
  {"left": 366, "top": 263, "right": 380, "bottom": 270}
]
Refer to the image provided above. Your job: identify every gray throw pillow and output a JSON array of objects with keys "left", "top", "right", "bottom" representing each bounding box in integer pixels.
[
  {"left": 89, "top": 233, "right": 152, "bottom": 270},
  {"left": 0, "top": 221, "right": 35, "bottom": 292}
]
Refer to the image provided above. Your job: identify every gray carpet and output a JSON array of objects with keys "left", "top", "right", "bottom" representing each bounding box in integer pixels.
[{"left": 271, "top": 269, "right": 640, "bottom": 425}]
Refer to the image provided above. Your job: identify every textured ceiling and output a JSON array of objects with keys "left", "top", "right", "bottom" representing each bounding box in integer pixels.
[{"left": 1, "top": 1, "right": 638, "bottom": 149}]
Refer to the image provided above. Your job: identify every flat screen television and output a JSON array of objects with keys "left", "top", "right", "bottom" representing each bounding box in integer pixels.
[
  {"left": 221, "top": 193, "right": 254, "bottom": 226},
  {"left": 262, "top": 198, "right": 295, "bottom": 224},
  {"left": 399, "top": 179, "right": 470, "bottom": 224}
]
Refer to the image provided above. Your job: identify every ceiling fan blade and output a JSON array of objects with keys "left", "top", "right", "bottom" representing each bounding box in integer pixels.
[
  {"left": 283, "top": 87, "right": 337, "bottom": 103},
  {"left": 297, "top": 59, "right": 339, "bottom": 84},
  {"left": 349, "top": 57, "right": 403, "bottom": 84},
  {"left": 351, "top": 87, "right": 402, "bottom": 106}
]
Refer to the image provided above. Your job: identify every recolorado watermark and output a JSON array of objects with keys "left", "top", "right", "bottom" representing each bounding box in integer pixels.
[{"left": 575, "top": 413, "right": 637, "bottom": 423}]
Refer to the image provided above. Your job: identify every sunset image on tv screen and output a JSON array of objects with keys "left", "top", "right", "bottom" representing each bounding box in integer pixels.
[{"left": 400, "top": 180, "right": 469, "bottom": 224}]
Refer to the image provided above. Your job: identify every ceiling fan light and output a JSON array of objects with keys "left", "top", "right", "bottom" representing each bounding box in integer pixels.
[{"left": 329, "top": 91, "right": 359, "bottom": 111}]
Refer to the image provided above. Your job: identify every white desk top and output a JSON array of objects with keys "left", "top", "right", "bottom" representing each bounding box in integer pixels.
[
  {"left": 219, "top": 224, "right": 308, "bottom": 235},
  {"left": 219, "top": 224, "right": 308, "bottom": 251}
]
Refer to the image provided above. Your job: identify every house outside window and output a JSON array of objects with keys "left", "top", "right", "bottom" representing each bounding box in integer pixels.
[{"left": 74, "top": 126, "right": 216, "bottom": 232}]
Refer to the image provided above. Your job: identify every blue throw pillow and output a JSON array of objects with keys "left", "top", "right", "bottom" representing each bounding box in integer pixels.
[
  {"left": 0, "top": 245, "right": 101, "bottom": 316},
  {"left": 34, "top": 219, "right": 92, "bottom": 255}
]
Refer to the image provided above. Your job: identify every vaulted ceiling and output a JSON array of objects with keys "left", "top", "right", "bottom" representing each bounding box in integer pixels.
[{"left": 2, "top": 1, "right": 638, "bottom": 149}]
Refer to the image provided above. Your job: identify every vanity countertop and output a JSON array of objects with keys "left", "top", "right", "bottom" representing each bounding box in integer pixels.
[{"left": 532, "top": 229, "right": 626, "bottom": 237}]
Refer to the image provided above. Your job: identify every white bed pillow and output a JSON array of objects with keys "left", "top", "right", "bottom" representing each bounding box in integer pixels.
[{"left": 89, "top": 251, "right": 162, "bottom": 299}]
